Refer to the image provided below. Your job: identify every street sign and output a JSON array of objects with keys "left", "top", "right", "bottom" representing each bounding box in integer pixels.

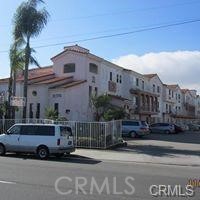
[{"left": 10, "top": 96, "right": 26, "bottom": 107}]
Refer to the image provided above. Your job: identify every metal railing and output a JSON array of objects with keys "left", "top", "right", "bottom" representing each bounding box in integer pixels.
[{"left": 0, "top": 119, "right": 122, "bottom": 149}]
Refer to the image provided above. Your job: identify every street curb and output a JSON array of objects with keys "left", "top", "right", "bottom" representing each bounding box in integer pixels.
[{"left": 69, "top": 155, "right": 200, "bottom": 168}]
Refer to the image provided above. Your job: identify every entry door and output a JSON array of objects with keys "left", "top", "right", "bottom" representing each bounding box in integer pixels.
[{"left": 5, "top": 125, "right": 21, "bottom": 151}]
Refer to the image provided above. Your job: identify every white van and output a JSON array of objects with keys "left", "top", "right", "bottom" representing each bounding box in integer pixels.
[{"left": 0, "top": 124, "right": 75, "bottom": 159}]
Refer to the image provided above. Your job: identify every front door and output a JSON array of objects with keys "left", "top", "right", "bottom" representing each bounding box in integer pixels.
[{"left": 5, "top": 125, "right": 21, "bottom": 151}]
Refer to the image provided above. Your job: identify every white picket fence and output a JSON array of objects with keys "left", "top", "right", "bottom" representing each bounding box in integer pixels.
[{"left": 0, "top": 119, "right": 122, "bottom": 149}]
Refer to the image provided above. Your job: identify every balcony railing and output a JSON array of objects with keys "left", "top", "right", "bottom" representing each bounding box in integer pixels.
[{"left": 135, "top": 105, "right": 159, "bottom": 114}]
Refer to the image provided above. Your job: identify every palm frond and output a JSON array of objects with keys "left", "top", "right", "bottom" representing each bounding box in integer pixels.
[
  {"left": 13, "top": 1, "right": 49, "bottom": 40},
  {"left": 29, "top": 56, "right": 40, "bottom": 68}
]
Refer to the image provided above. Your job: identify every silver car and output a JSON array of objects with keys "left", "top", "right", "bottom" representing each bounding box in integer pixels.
[
  {"left": 150, "top": 123, "right": 175, "bottom": 134},
  {"left": 122, "top": 120, "right": 150, "bottom": 138}
]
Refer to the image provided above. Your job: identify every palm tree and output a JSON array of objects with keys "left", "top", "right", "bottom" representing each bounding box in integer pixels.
[
  {"left": 8, "top": 41, "right": 41, "bottom": 118},
  {"left": 13, "top": 0, "right": 49, "bottom": 118},
  {"left": 8, "top": 43, "right": 24, "bottom": 118}
]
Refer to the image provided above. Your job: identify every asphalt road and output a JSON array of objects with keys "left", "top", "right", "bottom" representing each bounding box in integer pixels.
[{"left": 0, "top": 154, "right": 199, "bottom": 200}]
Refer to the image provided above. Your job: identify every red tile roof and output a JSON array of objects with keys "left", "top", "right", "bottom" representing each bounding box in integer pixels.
[
  {"left": 33, "top": 76, "right": 73, "bottom": 84},
  {"left": 0, "top": 66, "right": 54, "bottom": 83},
  {"left": 50, "top": 80, "right": 87, "bottom": 89},
  {"left": 143, "top": 74, "right": 157, "bottom": 79},
  {"left": 17, "top": 66, "right": 53, "bottom": 81},
  {"left": 167, "top": 84, "right": 179, "bottom": 90}
]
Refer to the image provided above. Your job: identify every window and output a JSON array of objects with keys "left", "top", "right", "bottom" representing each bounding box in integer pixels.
[
  {"left": 110, "top": 72, "right": 113, "bottom": 81},
  {"left": 116, "top": 74, "right": 119, "bottom": 83},
  {"left": 122, "top": 121, "right": 139, "bottom": 126},
  {"left": 36, "top": 126, "right": 55, "bottom": 136},
  {"left": 7, "top": 125, "right": 21, "bottom": 135},
  {"left": 60, "top": 126, "right": 72, "bottom": 137},
  {"left": 20, "top": 125, "right": 38, "bottom": 135},
  {"left": 153, "top": 84, "right": 155, "bottom": 92},
  {"left": 95, "top": 87, "right": 98, "bottom": 96},
  {"left": 157, "top": 86, "right": 160, "bottom": 93},
  {"left": 29, "top": 103, "right": 33, "bottom": 119},
  {"left": 54, "top": 103, "right": 59, "bottom": 114},
  {"left": 89, "top": 63, "right": 98, "bottom": 74},
  {"left": 172, "top": 91, "right": 174, "bottom": 98},
  {"left": 92, "top": 76, "right": 95, "bottom": 83},
  {"left": 169, "top": 90, "right": 171, "bottom": 95},
  {"left": 141, "top": 121, "right": 148, "bottom": 126},
  {"left": 119, "top": 75, "right": 122, "bottom": 83},
  {"left": 142, "top": 81, "right": 145, "bottom": 89},
  {"left": 63, "top": 63, "right": 75, "bottom": 73},
  {"left": 20, "top": 125, "right": 55, "bottom": 136},
  {"left": 36, "top": 103, "right": 40, "bottom": 119},
  {"left": 166, "top": 104, "right": 168, "bottom": 111},
  {"left": 136, "top": 78, "right": 139, "bottom": 86},
  {"left": 169, "top": 105, "right": 171, "bottom": 112},
  {"left": 89, "top": 86, "right": 92, "bottom": 98},
  {"left": 32, "top": 91, "right": 37, "bottom": 96}
]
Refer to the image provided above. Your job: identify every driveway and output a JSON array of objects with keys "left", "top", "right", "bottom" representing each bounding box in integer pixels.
[
  {"left": 121, "top": 131, "right": 200, "bottom": 156},
  {"left": 73, "top": 131, "right": 200, "bottom": 167}
]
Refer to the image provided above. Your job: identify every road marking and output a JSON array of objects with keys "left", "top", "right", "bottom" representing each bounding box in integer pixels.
[{"left": 0, "top": 180, "right": 16, "bottom": 185}]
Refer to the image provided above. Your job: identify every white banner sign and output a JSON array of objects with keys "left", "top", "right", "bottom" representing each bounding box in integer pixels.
[{"left": 10, "top": 96, "right": 26, "bottom": 107}]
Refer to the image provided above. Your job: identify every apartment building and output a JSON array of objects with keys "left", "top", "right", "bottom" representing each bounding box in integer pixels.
[
  {"left": 196, "top": 95, "right": 200, "bottom": 118},
  {"left": 0, "top": 44, "right": 199, "bottom": 122}
]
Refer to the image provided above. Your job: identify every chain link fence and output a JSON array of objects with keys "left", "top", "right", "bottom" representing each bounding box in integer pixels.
[{"left": 0, "top": 119, "right": 122, "bottom": 149}]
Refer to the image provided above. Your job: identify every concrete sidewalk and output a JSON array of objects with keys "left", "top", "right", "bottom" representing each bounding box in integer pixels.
[{"left": 72, "top": 147, "right": 200, "bottom": 167}]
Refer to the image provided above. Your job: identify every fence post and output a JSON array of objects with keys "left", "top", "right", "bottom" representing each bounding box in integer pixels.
[
  {"left": 75, "top": 122, "right": 78, "bottom": 147},
  {"left": 112, "top": 120, "right": 115, "bottom": 145},
  {"left": 104, "top": 123, "right": 107, "bottom": 149},
  {"left": 89, "top": 123, "right": 92, "bottom": 149}
]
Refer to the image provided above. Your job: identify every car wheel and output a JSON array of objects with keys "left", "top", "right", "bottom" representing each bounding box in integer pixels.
[
  {"left": 129, "top": 131, "right": 136, "bottom": 138},
  {"left": 37, "top": 146, "right": 49, "bottom": 160},
  {"left": 0, "top": 144, "right": 6, "bottom": 156}
]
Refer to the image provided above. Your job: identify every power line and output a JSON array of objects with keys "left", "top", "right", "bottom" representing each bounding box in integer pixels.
[
  {"left": 32, "top": 18, "right": 190, "bottom": 42},
  {"left": 0, "top": 18, "right": 199, "bottom": 53}
]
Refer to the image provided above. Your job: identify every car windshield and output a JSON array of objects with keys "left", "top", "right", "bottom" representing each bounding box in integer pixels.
[{"left": 141, "top": 121, "right": 148, "bottom": 126}]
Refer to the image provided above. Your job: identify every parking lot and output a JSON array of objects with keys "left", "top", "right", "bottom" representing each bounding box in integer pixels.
[{"left": 120, "top": 131, "right": 200, "bottom": 160}]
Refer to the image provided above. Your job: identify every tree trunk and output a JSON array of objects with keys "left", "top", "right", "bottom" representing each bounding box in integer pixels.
[
  {"left": 22, "top": 39, "right": 30, "bottom": 119},
  {"left": 8, "top": 68, "right": 13, "bottom": 119},
  {"left": 12, "top": 70, "right": 17, "bottom": 119}
]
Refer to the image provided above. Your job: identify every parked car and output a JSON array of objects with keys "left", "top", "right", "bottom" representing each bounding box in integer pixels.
[
  {"left": 122, "top": 120, "right": 150, "bottom": 138},
  {"left": 173, "top": 124, "right": 184, "bottom": 133},
  {"left": 0, "top": 124, "right": 75, "bottom": 159},
  {"left": 149, "top": 123, "right": 175, "bottom": 134},
  {"left": 187, "top": 123, "right": 200, "bottom": 131}
]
